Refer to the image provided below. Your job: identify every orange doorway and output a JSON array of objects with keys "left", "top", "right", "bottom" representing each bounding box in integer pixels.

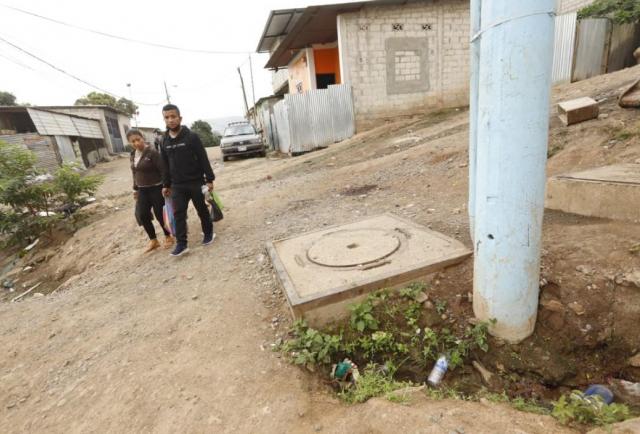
[{"left": 313, "top": 47, "right": 341, "bottom": 89}]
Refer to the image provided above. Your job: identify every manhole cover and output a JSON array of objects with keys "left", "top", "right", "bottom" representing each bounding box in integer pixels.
[{"left": 306, "top": 228, "right": 401, "bottom": 268}]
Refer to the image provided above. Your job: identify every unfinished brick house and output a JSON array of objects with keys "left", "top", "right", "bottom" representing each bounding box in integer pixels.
[{"left": 257, "top": 0, "right": 470, "bottom": 130}]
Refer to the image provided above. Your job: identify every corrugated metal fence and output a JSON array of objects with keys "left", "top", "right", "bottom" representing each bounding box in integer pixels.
[
  {"left": 273, "top": 100, "right": 290, "bottom": 154},
  {"left": 552, "top": 12, "right": 577, "bottom": 84},
  {"left": 259, "top": 107, "right": 278, "bottom": 151},
  {"left": 572, "top": 18, "right": 640, "bottom": 82},
  {"left": 608, "top": 22, "right": 640, "bottom": 73},
  {"left": 272, "top": 84, "right": 355, "bottom": 155},
  {"left": 552, "top": 15, "right": 640, "bottom": 84},
  {"left": 573, "top": 18, "right": 611, "bottom": 82}
]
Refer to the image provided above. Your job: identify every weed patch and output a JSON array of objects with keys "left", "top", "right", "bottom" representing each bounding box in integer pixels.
[
  {"left": 552, "top": 391, "right": 631, "bottom": 426},
  {"left": 338, "top": 364, "right": 412, "bottom": 404},
  {"left": 280, "top": 283, "right": 493, "bottom": 401}
]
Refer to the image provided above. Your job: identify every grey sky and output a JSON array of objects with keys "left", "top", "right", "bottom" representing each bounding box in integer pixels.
[{"left": 0, "top": 0, "right": 358, "bottom": 128}]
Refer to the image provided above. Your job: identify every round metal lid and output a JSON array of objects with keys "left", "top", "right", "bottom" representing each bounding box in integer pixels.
[{"left": 306, "top": 229, "right": 401, "bottom": 268}]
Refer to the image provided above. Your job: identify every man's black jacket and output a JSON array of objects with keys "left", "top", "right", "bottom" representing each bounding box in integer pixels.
[{"left": 160, "top": 126, "right": 215, "bottom": 187}]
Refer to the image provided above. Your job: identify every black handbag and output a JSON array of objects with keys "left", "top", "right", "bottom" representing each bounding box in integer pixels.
[{"left": 209, "top": 198, "right": 224, "bottom": 222}]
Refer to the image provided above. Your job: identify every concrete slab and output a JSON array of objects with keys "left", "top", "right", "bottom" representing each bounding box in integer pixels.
[
  {"left": 546, "top": 164, "right": 640, "bottom": 221},
  {"left": 267, "top": 214, "right": 472, "bottom": 326},
  {"left": 557, "top": 97, "right": 599, "bottom": 126}
]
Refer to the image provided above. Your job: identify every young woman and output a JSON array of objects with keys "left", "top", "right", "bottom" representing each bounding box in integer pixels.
[{"left": 128, "top": 129, "right": 174, "bottom": 252}]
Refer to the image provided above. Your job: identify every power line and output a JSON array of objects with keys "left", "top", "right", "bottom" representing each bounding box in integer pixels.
[
  {"left": 0, "top": 50, "right": 34, "bottom": 70},
  {"left": 0, "top": 3, "right": 252, "bottom": 55},
  {"left": 0, "top": 34, "right": 163, "bottom": 106}
]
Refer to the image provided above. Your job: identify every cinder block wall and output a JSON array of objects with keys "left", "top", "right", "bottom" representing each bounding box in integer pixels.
[
  {"left": 338, "top": 0, "right": 470, "bottom": 130},
  {"left": 556, "top": 0, "right": 594, "bottom": 15}
]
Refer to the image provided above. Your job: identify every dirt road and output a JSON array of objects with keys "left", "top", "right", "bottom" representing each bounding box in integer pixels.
[{"left": 3, "top": 66, "right": 640, "bottom": 433}]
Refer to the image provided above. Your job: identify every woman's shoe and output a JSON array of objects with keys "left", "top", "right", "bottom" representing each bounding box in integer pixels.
[
  {"left": 145, "top": 239, "right": 161, "bottom": 253},
  {"left": 163, "top": 235, "right": 175, "bottom": 249}
]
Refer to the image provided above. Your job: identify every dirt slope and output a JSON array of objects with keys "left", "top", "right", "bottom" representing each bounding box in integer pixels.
[{"left": 3, "top": 66, "right": 640, "bottom": 433}]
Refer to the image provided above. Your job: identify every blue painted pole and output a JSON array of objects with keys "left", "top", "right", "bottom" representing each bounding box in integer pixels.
[
  {"left": 472, "top": 1, "right": 556, "bottom": 343},
  {"left": 468, "top": 0, "right": 481, "bottom": 241}
]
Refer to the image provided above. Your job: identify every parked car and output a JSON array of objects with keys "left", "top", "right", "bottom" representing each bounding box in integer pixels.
[{"left": 220, "top": 122, "right": 265, "bottom": 162}]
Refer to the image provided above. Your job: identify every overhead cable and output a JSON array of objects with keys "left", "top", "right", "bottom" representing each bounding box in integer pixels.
[
  {"left": 0, "top": 4, "right": 251, "bottom": 55},
  {"left": 0, "top": 34, "right": 162, "bottom": 106}
]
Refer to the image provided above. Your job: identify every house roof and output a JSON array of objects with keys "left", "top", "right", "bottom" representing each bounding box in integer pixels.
[
  {"left": 0, "top": 106, "right": 103, "bottom": 139},
  {"left": 256, "top": 8, "right": 306, "bottom": 53},
  {"left": 0, "top": 106, "right": 97, "bottom": 121},
  {"left": 258, "top": 0, "right": 413, "bottom": 69},
  {"left": 34, "top": 105, "right": 130, "bottom": 116}
]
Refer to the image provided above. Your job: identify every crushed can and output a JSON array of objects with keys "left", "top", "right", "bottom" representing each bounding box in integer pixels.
[{"left": 427, "top": 356, "right": 448, "bottom": 386}]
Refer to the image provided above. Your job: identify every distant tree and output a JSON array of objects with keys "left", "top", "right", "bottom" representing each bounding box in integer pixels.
[
  {"left": 75, "top": 92, "right": 138, "bottom": 117},
  {"left": 0, "top": 91, "right": 17, "bottom": 106},
  {"left": 75, "top": 91, "right": 116, "bottom": 107},
  {"left": 116, "top": 98, "right": 138, "bottom": 117},
  {"left": 191, "top": 120, "right": 220, "bottom": 147},
  {"left": 579, "top": 0, "right": 640, "bottom": 24}
]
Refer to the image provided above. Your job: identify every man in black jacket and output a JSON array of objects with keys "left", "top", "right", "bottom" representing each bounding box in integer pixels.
[{"left": 160, "top": 104, "right": 215, "bottom": 257}]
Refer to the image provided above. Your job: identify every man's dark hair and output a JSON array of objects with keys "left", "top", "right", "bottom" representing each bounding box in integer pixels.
[
  {"left": 125, "top": 128, "right": 144, "bottom": 139},
  {"left": 162, "top": 104, "right": 180, "bottom": 115}
]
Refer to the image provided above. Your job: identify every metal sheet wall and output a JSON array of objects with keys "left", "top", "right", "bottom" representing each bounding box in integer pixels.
[
  {"left": 1, "top": 133, "right": 60, "bottom": 173},
  {"left": 608, "top": 22, "right": 640, "bottom": 72},
  {"left": 273, "top": 100, "right": 291, "bottom": 154},
  {"left": 329, "top": 84, "right": 356, "bottom": 142},
  {"left": 278, "top": 84, "right": 355, "bottom": 154},
  {"left": 572, "top": 18, "right": 611, "bottom": 82},
  {"left": 552, "top": 12, "right": 577, "bottom": 84},
  {"left": 260, "top": 108, "right": 277, "bottom": 151},
  {"left": 54, "top": 135, "right": 77, "bottom": 163}
]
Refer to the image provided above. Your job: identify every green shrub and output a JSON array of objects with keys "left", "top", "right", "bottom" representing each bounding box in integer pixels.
[
  {"left": 54, "top": 164, "right": 102, "bottom": 205},
  {"left": 0, "top": 141, "right": 103, "bottom": 246},
  {"left": 281, "top": 320, "right": 342, "bottom": 367},
  {"left": 579, "top": 0, "right": 640, "bottom": 24}
]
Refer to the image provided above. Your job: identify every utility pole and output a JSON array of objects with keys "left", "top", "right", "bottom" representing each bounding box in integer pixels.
[
  {"left": 163, "top": 81, "right": 171, "bottom": 104},
  {"left": 468, "top": 0, "right": 480, "bottom": 241},
  {"left": 237, "top": 67, "right": 250, "bottom": 120},
  {"left": 126, "top": 83, "right": 138, "bottom": 127},
  {"left": 470, "top": 1, "right": 555, "bottom": 343},
  {"left": 248, "top": 54, "right": 257, "bottom": 125}
]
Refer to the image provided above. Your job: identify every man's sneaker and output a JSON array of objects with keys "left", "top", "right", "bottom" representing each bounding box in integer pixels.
[
  {"left": 202, "top": 232, "right": 216, "bottom": 246},
  {"left": 170, "top": 243, "right": 189, "bottom": 257}
]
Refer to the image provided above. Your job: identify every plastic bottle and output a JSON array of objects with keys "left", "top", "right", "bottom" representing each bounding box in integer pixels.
[
  {"left": 584, "top": 384, "right": 614, "bottom": 404},
  {"left": 427, "top": 356, "right": 448, "bottom": 386}
]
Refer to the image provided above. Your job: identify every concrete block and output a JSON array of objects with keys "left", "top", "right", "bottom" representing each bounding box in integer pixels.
[
  {"left": 546, "top": 164, "right": 640, "bottom": 221},
  {"left": 267, "top": 214, "right": 471, "bottom": 327},
  {"left": 557, "top": 97, "right": 599, "bottom": 126}
]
